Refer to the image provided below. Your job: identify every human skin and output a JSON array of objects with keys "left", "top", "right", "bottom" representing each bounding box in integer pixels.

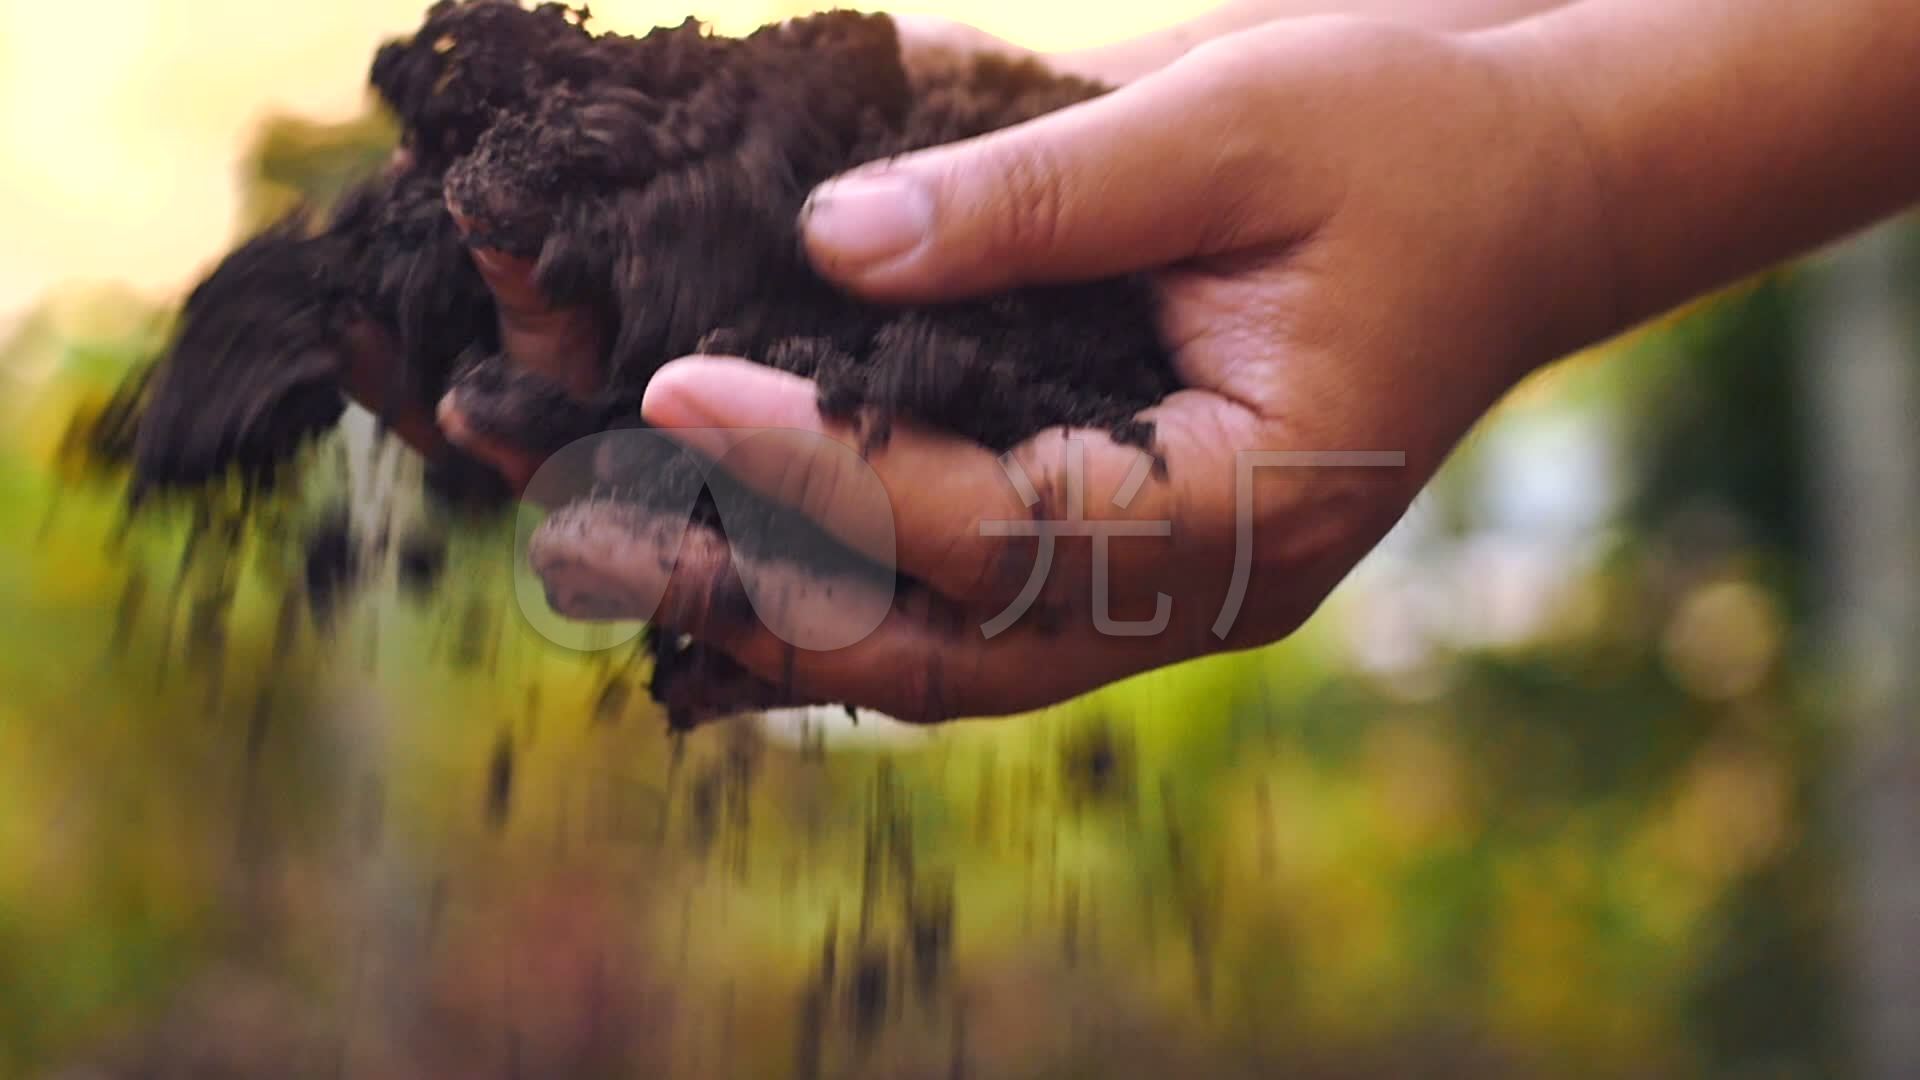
[
  {"left": 896, "top": 0, "right": 1572, "bottom": 82},
  {"left": 448, "top": 0, "right": 1920, "bottom": 722},
  {"left": 433, "top": 0, "right": 1570, "bottom": 484}
]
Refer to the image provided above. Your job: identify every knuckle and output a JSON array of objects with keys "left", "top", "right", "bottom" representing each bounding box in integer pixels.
[
  {"left": 943, "top": 448, "right": 1056, "bottom": 607},
  {"left": 782, "top": 441, "right": 849, "bottom": 521},
  {"left": 975, "top": 141, "right": 1071, "bottom": 263}
]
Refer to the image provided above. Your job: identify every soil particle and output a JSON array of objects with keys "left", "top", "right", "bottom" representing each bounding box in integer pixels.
[
  {"left": 303, "top": 511, "right": 360, "bottom": 627},
  {"left": 397, "top": 532, "right": 450, "bottom": 598},
  {"left": 486, "top": 730, "right": 515, "bottom": 830}
]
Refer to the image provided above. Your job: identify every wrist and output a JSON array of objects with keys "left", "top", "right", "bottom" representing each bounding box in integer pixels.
[
  {"left": 1462, "top": 22, "right": 1632, "bottom": 377},
  {"left": 1475, "top": 0, "right": 1920, "bottom": 345}
]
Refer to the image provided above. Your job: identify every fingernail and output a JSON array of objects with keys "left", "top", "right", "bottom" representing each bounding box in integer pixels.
[
  {"left": 642, "top": 362, "right": 729, "bottom": 429},
  {"left": 639, "top": 367, "right": 730, "bottom": 467},
  {"left": 801, "top": 172, "right": 933, "bottom": 271}
]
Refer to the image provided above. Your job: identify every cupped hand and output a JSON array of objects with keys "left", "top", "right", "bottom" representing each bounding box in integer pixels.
[{"left": 509, "top": 18, "right": 1617, "bottom": 722}]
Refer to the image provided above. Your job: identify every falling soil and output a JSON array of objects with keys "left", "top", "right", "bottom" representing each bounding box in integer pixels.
[{"left": 116, "top": 0, "right": 1179, "bottom": 723}]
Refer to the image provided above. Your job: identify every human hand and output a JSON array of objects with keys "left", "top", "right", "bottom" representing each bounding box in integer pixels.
[
  {"left": 423, "top": 4, "right": 1569, "bottom": 497},
  {"left": 520, "top": 17, "right": 1615, "bottom": 721}
]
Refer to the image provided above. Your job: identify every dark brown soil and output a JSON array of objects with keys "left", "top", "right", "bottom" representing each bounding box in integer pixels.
[{"left": 120, "top": 1, "right": 1179, "bottom": 724}]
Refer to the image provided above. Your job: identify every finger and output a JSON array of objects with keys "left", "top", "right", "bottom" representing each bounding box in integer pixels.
[
  {"left": 326, "top": 320, "right": 523, "bottom": 511},
  {"left": 888, "top": 14, "right": 1034, "bottom": 80},
  {"left": 649, "top": 642, "right": 823, "bottom": 731},
  {"left": 641, "top": 356, "right": 1263, "bottom": 607},
  {"left": 889, "top": 14, "right": 1032, "bottom": 63},
  {"left": 436, "top": 342, "right": 626, "bottom": 501},
  {"left": 528, "top": 499, "right": 1184, "bottom": 722},
  {"left": 335, "top": 320, "right": 454, "bottom": 462},
  {"left": 445, "top": 200, "right": 605, "bottom": 396},
  {"left": 797, "top": 38, "right": 1324, "bottom": 302},
  {"left": 435, "top": 393, "right": 544, "bottom": 496},
  {"left": 1043, "top": 0, "right": 1411, "bottom": 85},
  {"left": 441, "top": 172, "right": 606, "bottom": 496},
  {"left": 531, "top": 499, "right": 894, "bottom": 654}
]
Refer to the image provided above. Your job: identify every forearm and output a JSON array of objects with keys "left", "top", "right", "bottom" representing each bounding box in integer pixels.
[
  {"left": 1491, "top": 0, "right": 1920, "bottom": 340},
  {"left": 1053, "top": 0, "right": 1572, "bottom": 81}
]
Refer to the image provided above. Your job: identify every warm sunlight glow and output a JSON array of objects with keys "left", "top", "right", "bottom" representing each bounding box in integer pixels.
[{"left": 0, "top": 0, "right": 1213, "bottom": 327}]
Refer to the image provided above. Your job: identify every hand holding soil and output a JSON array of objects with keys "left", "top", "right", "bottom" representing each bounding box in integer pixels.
[
  {"left": 122, "top": 0, "right": 1920, "bottom": 725},
  {"left": 520, "top": 17, "right": 1611, "bottom": 721},
  {"left": 523, "top": 0, "right": 1920, "bottom": 721}
]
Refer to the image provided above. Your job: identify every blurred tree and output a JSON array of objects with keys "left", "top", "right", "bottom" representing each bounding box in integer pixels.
[{"left": 1799, "top": 221, "right": 1920, "bottom": 1080}]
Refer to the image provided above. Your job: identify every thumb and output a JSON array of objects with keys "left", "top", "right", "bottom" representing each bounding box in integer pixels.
[{"left": 799, "top": 43, "right": 1307, "bottom": 302}]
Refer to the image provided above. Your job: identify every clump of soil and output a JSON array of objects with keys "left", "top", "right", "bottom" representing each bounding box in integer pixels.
[{"left": 122, "top": 0, "right": 1178, "bottom": 724}]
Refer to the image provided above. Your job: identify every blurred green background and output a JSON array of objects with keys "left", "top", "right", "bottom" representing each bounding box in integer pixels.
[{"left": 3, "top": 3, "right": 1918, "bottom": 1077}]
